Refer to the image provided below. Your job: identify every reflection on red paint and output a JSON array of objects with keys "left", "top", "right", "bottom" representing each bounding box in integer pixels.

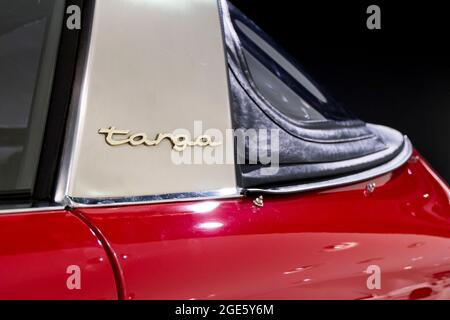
[{"left": 75, "top": 150, "right": 450, "bottom": 300}]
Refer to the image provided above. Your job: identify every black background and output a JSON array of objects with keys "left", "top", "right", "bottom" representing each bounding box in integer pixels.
[{"left": 231, "top": 0, "right": 449, "bottom": 182}]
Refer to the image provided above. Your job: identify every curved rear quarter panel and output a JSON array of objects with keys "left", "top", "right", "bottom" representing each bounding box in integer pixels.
[
  {"left": 0, "top": 211, "right": 118, "bottom": 300},
  {"left": 77, "top": 151, "right": 450, "bottom": 300}
]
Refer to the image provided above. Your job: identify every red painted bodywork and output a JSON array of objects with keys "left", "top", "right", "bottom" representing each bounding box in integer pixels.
[
  {"left": 75, "top": 151, "right": 450, "bottom": 300},
  {"left": 1, "top": 151, "right": 448, "bottom": 299},
  {"left": 0, "top": 210, "right": 118, "bottom": 300}
]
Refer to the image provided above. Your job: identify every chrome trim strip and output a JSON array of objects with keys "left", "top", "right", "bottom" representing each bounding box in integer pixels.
[
  {"left": 0, "top": 206, "right": 65, "bottom": 215},
  {"left": 54, "top": 0, "right": 96, "bottom": 204},
  {"left": 246, "top": 136, "right": 413, "bottom": 195},
  {"left": 61, "top": 136, "right": 411, "bottom": 207},
  {"left": 65, "top": 188, "right": 243, "bottom": 208}
]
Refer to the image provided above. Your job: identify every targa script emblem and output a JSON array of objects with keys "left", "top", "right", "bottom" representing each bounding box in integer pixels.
[{"left": 98, "top": 126, "right": 221, "bottom": 152}]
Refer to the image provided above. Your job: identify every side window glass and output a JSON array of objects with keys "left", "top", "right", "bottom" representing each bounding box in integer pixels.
[{"left": 0, "top": 0, "right": 64, "bottom": 196}]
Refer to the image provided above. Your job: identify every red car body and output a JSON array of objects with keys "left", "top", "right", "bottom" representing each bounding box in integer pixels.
[
  {"left": 1, "top": 151, "right": 449, "bottom": 300},
  {"left": 1, "top": 0, "right": 449, "bottom": 301}
]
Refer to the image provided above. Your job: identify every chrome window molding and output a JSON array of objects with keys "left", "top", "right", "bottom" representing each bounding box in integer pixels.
[
  {"left": 62, "top": 136, "right": 412, "bottom": 208},
  {"left": 0, "top": 205, "right": 65, "bottom": 215},
  {"left": 54, "top": 0, "right": 96, "bottom": 205},
  {"left": 65, "top": 188, "right": 243, "bottom": 208},
  {"left": 246, "top": 136, "right": 413, "bottom": 195}
]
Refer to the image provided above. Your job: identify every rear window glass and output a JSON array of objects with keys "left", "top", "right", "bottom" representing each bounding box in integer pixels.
[{"left": 229, "top": 3, "right": 357, "bottom": 122}]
